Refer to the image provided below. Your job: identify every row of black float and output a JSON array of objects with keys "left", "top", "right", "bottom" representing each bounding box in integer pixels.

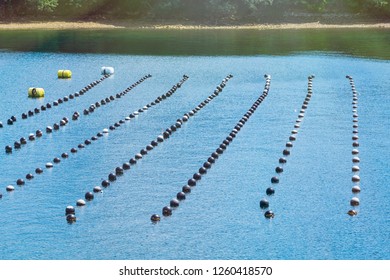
[
  {"left": 150, "top": 74, "right": 271, "bottom": 222},
  {"left": 65, "top": 74, "right": 232, "bottom": 223},
  {"left": 0, "top": 75, "right": 110, "bottom": 129},
  {"left": 347, "top": 76, "right": 361, "bottom": 216},
  {"left": 259, "top": 75, "right": 315, "bottom": 218},
  {"left": 5, "top": 75, "right": 151, "bottom": 154}
]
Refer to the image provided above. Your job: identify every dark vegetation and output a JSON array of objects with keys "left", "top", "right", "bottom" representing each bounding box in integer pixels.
[{"left": 1, "top": 0, "right": 389, "bottom": 23}]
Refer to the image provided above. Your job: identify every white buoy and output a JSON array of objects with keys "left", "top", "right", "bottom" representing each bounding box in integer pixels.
[
  {"left": 352, "top": 157, "right": 360, "bottom": 163},
  {"left": 350, "top": 197, "right": 360, "bottom": 206},
  {"left": 102, "top": 128, "right": 109, "bottom": 134},
  {"left": 101, "top": 67, "right": 114, "bottom": 75},
  {"left": 352, "top": 166, "right": 360, "bottom": 172},
  {"left": 352, "top": 175, "right": 360, "bottom": 182},
  {"left": 76, "top": 199, "right": 86, "bottom": 206},
  {"left": 352, "top": 186, "right": 361, "bottom": 193},
  {"left": 6, "top": 185, "right": 15, "bottom": 191},
  {"left": 46, "top": 162, "right": 53, "bottom": 168}
]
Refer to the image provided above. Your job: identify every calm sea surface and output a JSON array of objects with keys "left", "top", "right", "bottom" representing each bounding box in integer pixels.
[{"left": 0, "top": 29, "right": 389, "bottom": 260}]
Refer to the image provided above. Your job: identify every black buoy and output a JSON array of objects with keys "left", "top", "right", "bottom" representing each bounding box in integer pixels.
[
  {"left": 162, "top": 206, "right": 172, "bottom": 216},
  {"left": 108, "top": 173, "right": 117, "bottom": 182},
  {"left": 101, "top": 180, "right": 110, "bottom": 187},
  {"left": 193, "top": 173, "right": 202, "bottom": 181},
  {"left": 129, "top": 158, "right": 137, "bottom": 165},
  {"left": 65, "top": 206, "right": 75, "bottom": 215},
  {"left": 26, "top": 173, "right": 34, "bottom": 180},
  {"left": 275, "top": 166, "right": 284, "bottom": 173},
  {"left": 199, "top": 167, "right": 207, "bottom": 175},
  {"left": 66, "top": 214, "right": 77, "bottom": 223},
  {"left": 266, "top": 187, "right": 275, "bottom": 196},
  {"left": 53, "top": 157, "right": 61, "bottom": 163},
  {"left": 5, "top": 145, "right": 13, "bottom": 153},
  {"left": 85, "top": 192, "right": 94, "bottom": 201},
  {"left": 16, "top": 178, "right": 25, "bottom": 186},
  {"left": 61, "top": 153, "right": 69, "bottom": 159},
  {"left": 188, "top": 178, "right": 196, "bottom": 187},
  {"left": 283, "top": 149, "right": 290, "bottom": 156},
  {"left": 35, "top": 168, "right": 43, "bottom": 174},
  {"left": 271, "top": 177, "right": 279, "bottom": 184},
  {"left": 264, "top": 210, "right": 275, "bottom": 219},
  {"left": 122, "top": 163, "right": 131, "bottom": 170},
  {"left": 279, "top": 157, "right": 287, "bottom": 164},
  {"left": 170, "top": 199, "right": 180, "bottom": 208},
  {"left": 146, "top": 145, "right": 154, "bottom": 151},
  {"left": 115, "top": 167, "right": 124, "bottom": 175},
  {"left": 211, "top": 152, "right": 219, "bottom": 159},
  {"left": 177, "top": 192, "right": 186, "bottom": 201},
  {"left": 182, "top": 185, "right": 191, "bottom": 193},
  {"left": 260, "top": 199, "right": 269, "bottom": 209},
  {"left": 150, "top": 214, "right": 161, "bottom": 222}
]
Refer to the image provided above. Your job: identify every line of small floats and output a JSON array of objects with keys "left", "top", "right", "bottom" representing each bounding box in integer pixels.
[
  {"left": 347, "top": 76, "right": 361, "bottom": 217},
  {"left": 0, "top": 70, "right": 363, "bottom": 223}
]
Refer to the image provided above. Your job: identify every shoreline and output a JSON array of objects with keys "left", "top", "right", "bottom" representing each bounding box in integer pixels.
[{"left": 0, "top": 21, "right": 389, "bottom": 30}]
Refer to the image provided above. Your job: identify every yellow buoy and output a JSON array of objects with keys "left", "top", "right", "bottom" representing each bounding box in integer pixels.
[
  {"left": 28, "top": 88, "right": 45, "bottom": 98},
  {"left": 58, "top": 70, "right": 72, "bottom": 79}
]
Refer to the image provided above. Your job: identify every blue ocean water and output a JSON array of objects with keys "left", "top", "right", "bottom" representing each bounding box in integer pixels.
[{"left": 0, "top": 52, "right": 388, "bottom": 260}]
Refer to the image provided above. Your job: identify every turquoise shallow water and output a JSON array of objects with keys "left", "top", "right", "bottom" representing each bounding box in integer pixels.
[{"left": 0, "top": 52, "right": 389, "bottom": 260}]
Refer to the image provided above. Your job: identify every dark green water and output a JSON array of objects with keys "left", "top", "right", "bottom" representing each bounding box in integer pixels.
[{"left": 0, "top": 28, "right": 389, "bottom": 59}]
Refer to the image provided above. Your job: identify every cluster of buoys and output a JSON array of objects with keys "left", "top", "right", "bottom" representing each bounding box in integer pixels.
[
  {"left": 346, "top": 75, "right": 361, "bottom": 217},
  {"left": 81, "top": 74, "right": 152, "bottom": 117},
  {"left": 69, "top": 75, "right": 231, "bottom": 223},
  {"left": 2, "top": 75, "right": 155, "bottom": 198},
  {"left": 150, "top": 74, "right": 270, "bottom": 222},
  {"left": 58, "top": 70, "right": 72, "bottom": 79},
  {"left": 259, "top": 75, "right": 315, "bottom": 219},
  {"left": 4, "top": 75, "right": 151, "bottom": 154},
  {"left": 64, "top": 75, "right": 190, "bottom": 223},
  {"left": 2, "top": 76, "right": 110, "bottom": 128}
]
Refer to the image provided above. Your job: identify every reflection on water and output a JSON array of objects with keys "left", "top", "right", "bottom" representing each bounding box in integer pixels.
[{"left": 0, "top": 29, "right": 389, "bottom": 59}]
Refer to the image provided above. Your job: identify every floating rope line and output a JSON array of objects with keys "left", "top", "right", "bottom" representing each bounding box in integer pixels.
[
  {"left": 1, "top": 75, "right": 111, "bottom": 128},
  {"left": 259, "top": 75, "right": 315, "bottom": 219},
  {"left": 4, "top": 75, "right": 151, "bottom": 154},
  {"left": 150, "top": 74, "right": 271, "bottom": 222},
  {"left": 3, "top": 75, "right": 187, "bottom": 198},
  {"left": 346, "top": 75, "right": 360, "bottom": 216},
  {"left": 66, "top": 75, "right": 233, "bottom": 223}
]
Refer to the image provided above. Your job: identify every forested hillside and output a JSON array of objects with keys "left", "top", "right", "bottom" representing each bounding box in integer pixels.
[{"left": 1, "top": 0, "right": 389, "bottom": 22}]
